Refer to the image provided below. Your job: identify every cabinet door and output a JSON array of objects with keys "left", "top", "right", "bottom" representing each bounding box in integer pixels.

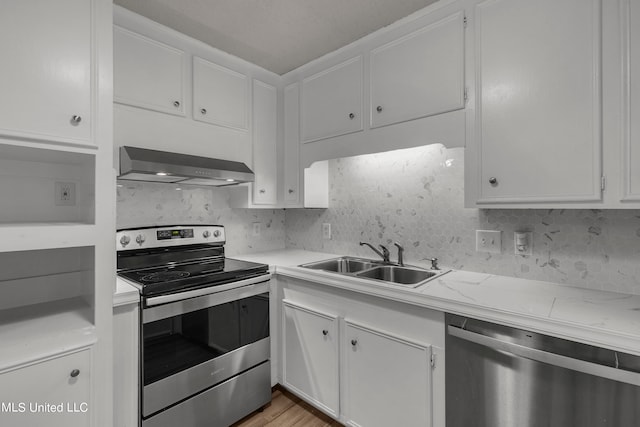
[
  {"left": 114, "top": 26, "right": 185, "bottom": 116},
  {"left": 370, "top": 11, "right": 465, "bottom": 129},
  {"left": 0, "top": 0, "right": 91, "bottom": 143},
  {"left": 284, "top": 83, "right": 301, "bottom": 205},
  {"left": 623, "top": 0, "right": 640, "bottom": 201},
  {"left": 252, "top": 80, "right": 278, "bottom": 205},
  {"left": 301, "top": 56, "right": 363, "bottom": 143},
  {"left": 193, "top": 57, "right": 249, "bottom": 130},
  {"left": 282, "top": 301, "right": 339, "bottom": 417},
  {"left": 0, "top": 348, "right": 92, "bottom": 426},
  {"left": 473, "top": 0, "right": 602, "bottom": 204},
  {"left": 344, "top": 321, "right": 432, "bottom": 427}
]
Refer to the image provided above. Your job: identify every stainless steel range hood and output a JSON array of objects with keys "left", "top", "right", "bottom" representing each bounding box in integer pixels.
[{"left": 118, "top": 146, "right": 254, "bottom": 186}]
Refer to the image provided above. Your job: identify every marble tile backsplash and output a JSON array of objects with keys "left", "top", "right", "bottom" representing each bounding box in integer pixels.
[
  {"left": 116, "top": 182, "right": 285, "bottom": 256},
  {"left": 285, "top": 145, "right": 640, "bottom": 296}
]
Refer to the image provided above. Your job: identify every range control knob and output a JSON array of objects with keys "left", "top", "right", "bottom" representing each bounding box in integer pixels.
[
  {"left": 135, "top": 234, "right": 146, "bottom": 245},
  {"left": 119, "top": 235, "right": 131, "bottom": 247},
  {"left": 203, "top": 230, "right": 211, "bottom": 238},
  {"left": 213, "top": 230, "right": 221, "bottom": 238}
]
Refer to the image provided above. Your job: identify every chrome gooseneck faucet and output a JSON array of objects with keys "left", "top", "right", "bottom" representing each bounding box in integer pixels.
[{"left": 359, "top": 242, "right": 390, "bottom": 263}]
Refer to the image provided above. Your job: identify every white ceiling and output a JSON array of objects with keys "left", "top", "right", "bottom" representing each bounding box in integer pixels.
[{"left": 113, "top": 0, "right": 439, "bottom": 75}]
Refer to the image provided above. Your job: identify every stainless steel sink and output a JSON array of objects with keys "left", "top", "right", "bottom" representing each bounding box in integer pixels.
[
  {"left": 300, "top": 257, "right": 448, "bottom": 287},
  {"left": 355, "top": 265, "right": 437, "bottom": 285},
  {"left": 300, "top": 257, "right": 379, "bottom": 273}
]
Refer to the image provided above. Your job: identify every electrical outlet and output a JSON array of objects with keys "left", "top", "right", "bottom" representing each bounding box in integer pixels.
[
  {"left": 322, "top": 223, "right": 331, "bottom": 240},
  {"left": 514, "top": 231, "right": 533, "bottom": 256},
  {"left": 252, "top": 222, "right": 261, "bottom": 237},
  {"left": 55, "top": 182, "right": 76, "bottom": 206},
  {"left": 476, "top": 230, "right": 502, "bottom": 254}
]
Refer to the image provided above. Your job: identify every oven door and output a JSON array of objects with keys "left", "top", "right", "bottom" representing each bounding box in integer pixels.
[{"left": 141, "top": 275, "right": 271, "bottom": 418}]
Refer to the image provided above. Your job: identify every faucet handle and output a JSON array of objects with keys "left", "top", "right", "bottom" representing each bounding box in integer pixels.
[
  {"left": 379, "top": 245, "right": 390, "bottom": 263},
  {"left": 430, "top": 257, "right": 440, "bottom": 270}
]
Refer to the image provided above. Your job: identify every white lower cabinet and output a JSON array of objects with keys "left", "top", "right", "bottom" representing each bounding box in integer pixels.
[
  {"left": 0, "top": 347, "right": 93, "bottom": 426},
  {"left": 282, "top": 300, "right": 339, "bottom": 417},
  {"left": 279, "top": 277, "right": 444, "bottom": 426},
  {"left": 343, "top": 321, "right": 432, "bottom": 427}
]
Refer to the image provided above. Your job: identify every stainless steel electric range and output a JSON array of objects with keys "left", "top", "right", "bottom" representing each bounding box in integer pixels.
[{"left": 116, "top": 225, "right": 272, "bottom": 427}]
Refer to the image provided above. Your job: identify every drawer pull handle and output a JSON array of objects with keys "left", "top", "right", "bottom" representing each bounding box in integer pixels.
[
  {"left": 173, "top": 101, "right": 181, "bottom": 108},
  {"left": 322, "top": 330, "right": 328, "bottom": 336},
  {"left": 70, "top": 369, "right": 80, "bottom": 378},
  {"left": 351, "top": 339, "right": 358, "bottom": 346}
]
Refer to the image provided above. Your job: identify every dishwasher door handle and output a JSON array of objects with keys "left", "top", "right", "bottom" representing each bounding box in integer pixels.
[{"left": 447, "top": 325, "right": 640, "bottom": 387}]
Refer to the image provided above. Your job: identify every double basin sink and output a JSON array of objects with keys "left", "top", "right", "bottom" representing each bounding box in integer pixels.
[{"left": 299, "top": 256, "right": 448, "bottom": 288}]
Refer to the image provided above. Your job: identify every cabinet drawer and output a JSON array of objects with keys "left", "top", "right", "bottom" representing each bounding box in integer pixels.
[{"left": 0, "top": 348, "right": 92, "bottom": 426}]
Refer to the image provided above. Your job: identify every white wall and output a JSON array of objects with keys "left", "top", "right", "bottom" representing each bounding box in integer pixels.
[
  {"left": 285, "top": 144, "right": 640, "bottom": 296},
  {"left": 116, "top": 181, "right": 285, "bottom": 256}
]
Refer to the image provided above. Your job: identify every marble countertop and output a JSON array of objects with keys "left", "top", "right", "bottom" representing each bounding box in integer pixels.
[{"left": 233, "top": 249, "right": 640, "bottom": 356}]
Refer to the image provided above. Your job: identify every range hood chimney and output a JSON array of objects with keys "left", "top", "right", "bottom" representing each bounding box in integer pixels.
[{"left": 118, "top": 146, "right": 254, "bottom": 186}]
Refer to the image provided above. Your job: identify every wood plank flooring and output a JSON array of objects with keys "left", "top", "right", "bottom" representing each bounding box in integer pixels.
[{"left": 232, "top": 387, "right": 343, "bottom": 427}]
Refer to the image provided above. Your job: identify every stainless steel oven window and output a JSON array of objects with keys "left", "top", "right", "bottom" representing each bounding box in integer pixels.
[{"left": 143, "top": 292, "right": 269, "bottom": 386}]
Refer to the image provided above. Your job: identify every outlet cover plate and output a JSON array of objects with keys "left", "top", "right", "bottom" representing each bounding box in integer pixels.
[
  {"left": 322, "top": 223, "right": 331, "bottom": 240},
  {"left": 55, "top": 182, "right": 76, "bottom": 206},
  {"left": 252, "top": 222, "right": 261, "bottom": 237},
  {"left": 476, "top": 230, "right": 501, "bottom": 254}
]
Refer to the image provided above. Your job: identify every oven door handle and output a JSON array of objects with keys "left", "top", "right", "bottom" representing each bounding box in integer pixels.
[
  {"left": 145, "top": 273, "right": 271, "bottom": 307},
  {"left": 143, "top": 274, "right": 271, "bottom": 324}
]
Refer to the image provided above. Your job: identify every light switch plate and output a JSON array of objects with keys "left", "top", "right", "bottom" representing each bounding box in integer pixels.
[
  {"left": 476, "top": 230, "right": 502, "bottom": 254},
  {"left": 252, "top": 222, "right": 261, "bottom": 237}
]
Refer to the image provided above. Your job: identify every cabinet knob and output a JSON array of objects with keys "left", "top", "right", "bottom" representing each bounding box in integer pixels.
[
  {"left": 71, "top": 115, "right": 82, "bottom": 124},
  {"left": 173, "top": 101, "right": 181, "bottom": 108},
  {"left": 351, "top": 339, "right": 358, "bottom": 346},
  {"left": 288, "top": 189, "right": 294, "bottom": 194},
  {"left": 70, "top": 369, "right": 80, "bottom": 378},
  {"left": 200, "top": 108, "right": 207, "bottom": 115},
  {"left": 348, "top": 112, "right": 355, "bottom": 120},
  {"left": 322, "top": 330, "right": 328, "bottom": 336},
  {"left": 259, "top": 189, "right": 266, "bottom": 194},
  {"left": 489, "top": 177, "right": 498, "bottom": 185},
  {"left": 376, "top": 106, "right": 383, "bottom": 113}
]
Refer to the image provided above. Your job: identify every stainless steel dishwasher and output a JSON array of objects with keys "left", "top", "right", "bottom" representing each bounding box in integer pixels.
[{"left": 445, "top": 313, "right": 640, "bottom": 427}]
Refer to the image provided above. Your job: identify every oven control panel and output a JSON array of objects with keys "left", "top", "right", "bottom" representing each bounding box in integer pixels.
[{"left": 117, "top": 225, "right": 225, "bottom": 250}]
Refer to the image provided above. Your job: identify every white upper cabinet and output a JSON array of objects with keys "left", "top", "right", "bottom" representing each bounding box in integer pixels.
[
  {"left": 114, "top": 26, "right": 186, "bottom": 116},
  {"left": 623, "top": 0, "right": 640, "bottom": 202},
  {"left": 252, "top": 80, "right": 278, "bottom": 205},
  {"left": 0, "top": 0, "right": 92, "bottom": 144},
  {"left": 283, "top": 83, "right": 301, "bottom": 205},
  {"left": 469, "top": 0, "right": 602, "bottom": 205},
  {"left": 193, "top": 57, "right": 249, "bottom": 130},
  {"left": 370, "top": 11, "right": 465, "bottom": 129},
  {"left": 301, "top": 56, "right": 363, "bottom": 143}
]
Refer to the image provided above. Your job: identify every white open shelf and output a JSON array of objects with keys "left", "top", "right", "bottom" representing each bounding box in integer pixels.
[
  {"left": 0, "top": 223, "right": 97, "bottom": 253},
  {"left": 0, "top": 297, "right": 96, "bottom": 372}
]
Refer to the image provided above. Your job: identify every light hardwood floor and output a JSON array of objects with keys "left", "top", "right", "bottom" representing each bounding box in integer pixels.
[{"left": 233, "top": 387, "right": 343, "bottom": 427}]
